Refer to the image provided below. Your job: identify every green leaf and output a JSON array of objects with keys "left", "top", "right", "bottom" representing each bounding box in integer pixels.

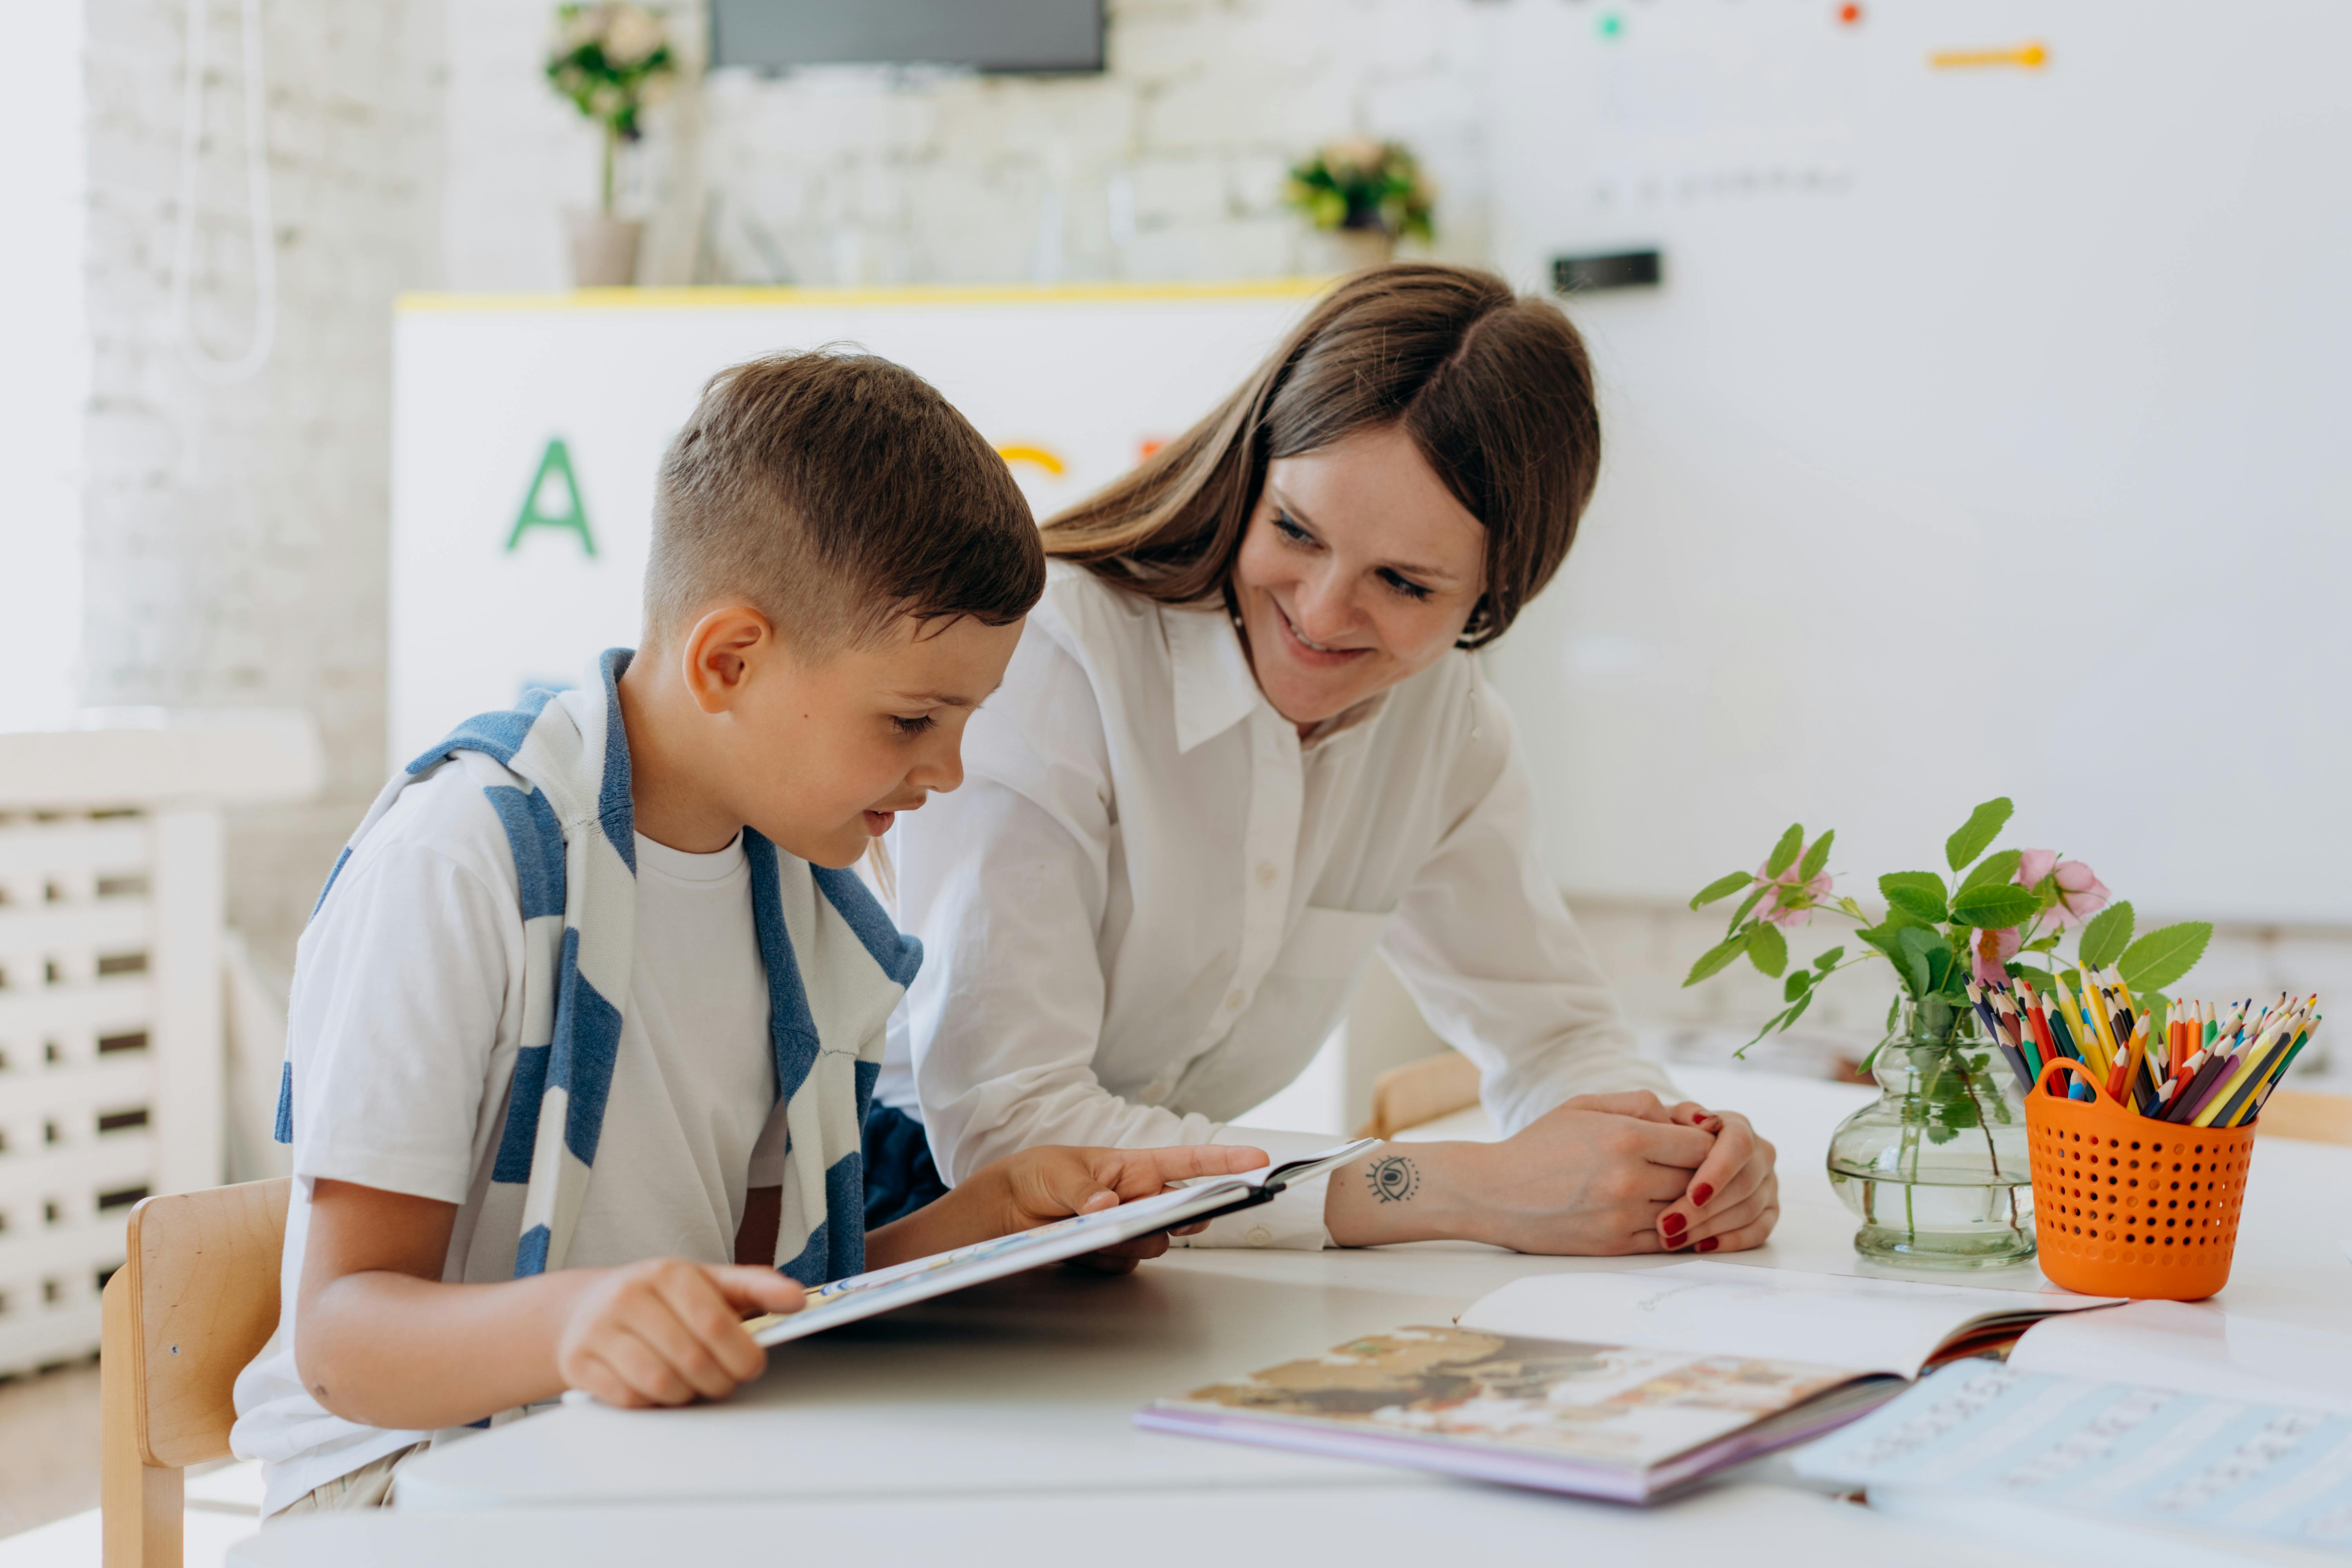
[
  {"left": 1690, "top": 871, "right": 1754, "bottom": 910},
  {"left": 1727, "top": 883, "right": 1770, "bottom": 933},
  {"left": 2011, "top": 964, "right": 2055, "bottom": 996},
  {"left": 2118, "top": 922, "right": 2212, "bottom": 995},
  {"left": 1945, "top": 798, "right": 2014, "bottom": 872},
  {"left": 1797, "top": 829, "right": 1835, "bottom": 882},
  {"left": 1747, "top": 920, "right": 1789, "bottom": 978},
  {"left": 2077, "top": 900, "right": 2134, "bottom": 970},
  {"left": 1784, "top": 969, "right": 1813, "bottom": 1003},
  {"left": 1812, "top": 946, "right": 1846, "bottom": 972},
  {"left": 1878, "top": 871, "right": 1949, "bottom": 925},
  {"left": 1765, "top": 823, "right": 1805, "bottom": 877},
  {"left": 1894, "top": 926, "right": 1939, "bottom": 997},
  {"left": 1682, "top": 931, "right": 1749, "bottom": 987},
  {"left": 1742, "top": 990, "right": 1814, "bottom": 1053},
  {"left": 1924, "top": 942, "right": 1956, "bottom": 996},
  {"left": 1948, "top": 882, "right": 2039, "bottom": 929},
  {"left": 1958, "top": 848, "right": 2025, "bottom": 894},
  {"left": 1855, "top": 921, "right": 1905, "bottom": 966}
]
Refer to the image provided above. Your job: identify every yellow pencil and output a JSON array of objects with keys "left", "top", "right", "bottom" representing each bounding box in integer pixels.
[
  {"left": 2051, "top": 973, "right": 2098, "bottom": 1075},
  {"left": 2077, "top": 966, "right": 2122, "bottom": 1066},
  {"left": 2191, "top": 1032, "right": 2277, "bottom": 1127},
  {"left": 2107, "top": 964, "right": 2138, "bottom": 1018}
]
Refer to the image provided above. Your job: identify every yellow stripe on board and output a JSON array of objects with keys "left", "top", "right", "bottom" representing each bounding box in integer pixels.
[
  {"left": 397, "top": 279, "right": 1332, "bottom": 314},
  {"left": 1929, "top": 41, "right": 2049, "bottom": 70}
]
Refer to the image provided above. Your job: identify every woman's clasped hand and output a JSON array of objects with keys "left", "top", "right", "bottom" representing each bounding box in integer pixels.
[{"left": 1324, "top": 1091, "right": 1778, "bottom": 1256}]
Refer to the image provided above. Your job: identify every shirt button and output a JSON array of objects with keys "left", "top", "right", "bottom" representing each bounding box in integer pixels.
[
  {"left": 1225, "top": 989, "right": 1247, "bottom": 1013},
  {"left": 1246, "top": 1225, "right": 1273, "bottom": 1247},
  {"left": 1256, "top": 862, "right": 1278, "bottom": 887}
]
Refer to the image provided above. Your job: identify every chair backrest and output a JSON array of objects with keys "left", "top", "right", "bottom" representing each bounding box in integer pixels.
[
  {"left": 117, "top": 1178, "right": 291, "bottom": 1467},
  {"left": 1355, "top": 1050, "right": 1481, "bottom": 1140},
  {"left": 2261, "top": 1089, "right": 2352, "bottom": 1146}
]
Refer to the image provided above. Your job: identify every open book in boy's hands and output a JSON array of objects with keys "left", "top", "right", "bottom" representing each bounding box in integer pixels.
[{"left": 744, "top": 1138, "right": 1378, "bottom": 1348}]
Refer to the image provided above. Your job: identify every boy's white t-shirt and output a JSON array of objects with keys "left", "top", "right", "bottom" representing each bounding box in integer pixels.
[{"left": 230, "top": 766, "right": 790, "bottom": 1515}]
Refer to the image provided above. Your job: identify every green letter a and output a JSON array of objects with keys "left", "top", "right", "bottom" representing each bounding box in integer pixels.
[{"left": 506, "top": 437, "right": 597, "bottom": 557}]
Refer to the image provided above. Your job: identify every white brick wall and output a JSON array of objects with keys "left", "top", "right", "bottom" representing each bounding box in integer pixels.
[
  {"left": 78, "top": 0, "right": 443, "bottom": 968},
  {"left": 438, "top": 0, "right": 1495, "bottom": 290}
]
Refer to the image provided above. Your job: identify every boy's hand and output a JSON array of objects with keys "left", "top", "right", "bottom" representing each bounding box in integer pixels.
[
  {"left": 554, "top": 1259, "right": 806, "bottom": 1408},
  {"left": 987, "top": 1143, "right": 1271, "bottom": 1275}
]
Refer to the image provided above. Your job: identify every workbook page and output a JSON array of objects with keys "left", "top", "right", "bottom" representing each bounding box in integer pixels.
[
  {"left": 2009, "top": 1300, "right": 2352, "bottom": 1416},
  {"left": 1459, "top": 1263, "right": 2119, "bottom": 1379},
  {"left": 1795, "top": 1362, "right": 2352, "bottom": 1555}
]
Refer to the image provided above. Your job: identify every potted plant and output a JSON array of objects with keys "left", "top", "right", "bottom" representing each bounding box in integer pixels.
[
  {"left": 545, "top": 4, "right": 675, "bottom": 287},
  {"left": 1684, "top": 798, "right": 2210, "bottom": 1267},
  {"left": 1284, "top": 137, "right": 1436, "bottom": 274}
]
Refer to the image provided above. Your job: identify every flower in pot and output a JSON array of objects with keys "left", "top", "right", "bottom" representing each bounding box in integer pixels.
[
  {"left": 1284, "top": 137, "right": 1436, "bottom": 273},
  {"left": 1683, "top": 798, "right": 2211, "bottom": 1268},
  {"left": 545, "top": 3, "right": 675, "bottom": 287}
]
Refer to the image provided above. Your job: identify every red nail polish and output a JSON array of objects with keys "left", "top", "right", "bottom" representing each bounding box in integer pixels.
[
  {"left": 1660, "top": 1213, "right": 1686, "bottom": 1236},
  {"left": 1691, "top": 1183, "right": 1714, "bottom": 1208},
  {"left": 1697, "top": 1237, "right": 1719, "bottom": 1253}
]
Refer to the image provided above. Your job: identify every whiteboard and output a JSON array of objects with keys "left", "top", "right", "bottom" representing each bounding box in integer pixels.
[
  {"left": 1481, "top": 0, "right": 2352, "bottom": 923},
  {"left": 388, "top": 285, "right": 1315, "bottom": 765}
]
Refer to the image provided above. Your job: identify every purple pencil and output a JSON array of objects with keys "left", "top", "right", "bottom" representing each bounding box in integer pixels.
[{"left": 2177, "top": 1053, "right": 2239, "bottom": 1124}]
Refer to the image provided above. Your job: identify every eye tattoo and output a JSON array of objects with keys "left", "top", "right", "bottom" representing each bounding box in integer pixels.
[{"left": 1366, "top": 1155, "right": 1419, "bottom": 1203}]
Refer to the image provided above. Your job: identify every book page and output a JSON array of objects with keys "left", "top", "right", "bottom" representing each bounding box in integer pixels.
[
  {"left": 2009, "top": 1300, "right": 2352, "bottom": 1416},
  {"left": 1459, "top": 1263, "right": 2119, "bottom": 1379},
  {"left": 748, "top": 1138, "right": 1377, "bottom": 1347},
  {"left": 1155, "top": 1325, "right": 1863, "bottom": 1472},
  {"left": 1794, "top": 1362, "right": 2352, "bottom": 1555}
]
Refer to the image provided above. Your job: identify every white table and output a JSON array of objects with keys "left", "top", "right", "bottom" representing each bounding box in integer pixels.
[
  {"left": 230, "top": 1067, "right": 2350, "bottom": 1566},
  {"left": 234, "top": 1481, "right": 2044, "bottom": 1568}
]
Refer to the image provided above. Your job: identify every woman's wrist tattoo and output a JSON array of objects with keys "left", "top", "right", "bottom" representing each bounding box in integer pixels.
[{"left": 1365, "top": 1154, "right": 1420, "bottom": 1203}]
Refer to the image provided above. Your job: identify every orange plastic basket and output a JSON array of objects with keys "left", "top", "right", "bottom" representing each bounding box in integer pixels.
[{"left": 2024, "top": 1057, "right": 2254, "bottom": 1300}]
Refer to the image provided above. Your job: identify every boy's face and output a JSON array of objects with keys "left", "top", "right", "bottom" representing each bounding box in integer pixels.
[{"left": 670, "top": 608, "right": 1024, "bottom": 869}]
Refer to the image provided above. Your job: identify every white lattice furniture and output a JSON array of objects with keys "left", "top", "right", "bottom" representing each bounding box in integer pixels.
[{"left": 0, "top": 714, "right": 320, "bottom": 1377}]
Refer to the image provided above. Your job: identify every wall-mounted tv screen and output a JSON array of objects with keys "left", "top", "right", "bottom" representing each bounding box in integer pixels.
[{"left": 710, "top": 0, "right": 1106, "bottom": 73}]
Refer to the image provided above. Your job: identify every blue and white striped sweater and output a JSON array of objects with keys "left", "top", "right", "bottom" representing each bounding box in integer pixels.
[{"left": 276, "top": 648, "right": 919, "bottom": 1290}]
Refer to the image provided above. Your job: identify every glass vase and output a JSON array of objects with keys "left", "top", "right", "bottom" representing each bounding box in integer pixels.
[{"left": 1826, "top": 993, "right": 2036, "bottom": 1268}]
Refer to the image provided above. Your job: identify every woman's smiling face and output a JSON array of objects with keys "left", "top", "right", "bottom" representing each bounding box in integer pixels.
[{"left": 1230, "top": 425, "right": 1488, "bottom": 731}]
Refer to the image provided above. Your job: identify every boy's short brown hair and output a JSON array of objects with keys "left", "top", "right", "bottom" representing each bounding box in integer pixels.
[{"left": 644, "top": 349, "right": 1045, "bottom": 652}]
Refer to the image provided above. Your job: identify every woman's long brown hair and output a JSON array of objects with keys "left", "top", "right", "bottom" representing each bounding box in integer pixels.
[{"left": 1040, "top": 263, "right": 1602, "bottom": 648}]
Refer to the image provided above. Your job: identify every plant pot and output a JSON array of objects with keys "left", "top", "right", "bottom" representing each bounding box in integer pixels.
[
  {"left": 1301, "top": 226, "right": 1397, "bottom": 275},
  {"left": 564, "top": 210, "right": 644, "bottom": 288},
  {"left": 1825, "top": 994, "right": 2036, "bottom": 1268}
]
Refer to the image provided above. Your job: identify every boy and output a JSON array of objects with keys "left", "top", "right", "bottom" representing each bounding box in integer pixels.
[{"left": 231, "top": 351, "right": 1263, "bottom": 1515}]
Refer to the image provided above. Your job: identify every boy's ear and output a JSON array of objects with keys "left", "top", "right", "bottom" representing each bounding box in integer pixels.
[{"left": 677, "top": 604, "right": 779, "bottom": 716}]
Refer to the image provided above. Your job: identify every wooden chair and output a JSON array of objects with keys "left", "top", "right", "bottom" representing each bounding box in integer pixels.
[
  {"left": 101, "top": 1178, "right": 290, "bottom": 1568},
  {"left": 2261, "top": 1089, "right": 2352, "bottom": 1145},
  {"left": 1355, "top": 1049, "right": 1481, "bottom": 1140}
]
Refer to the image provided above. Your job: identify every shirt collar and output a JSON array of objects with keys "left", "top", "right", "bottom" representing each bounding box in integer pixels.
[
  {"left": 1162, "top": 601, "right": 1394, "bottom": 755},
  {"left": 1164, "top": 603, "right": 1261, "bottom": 754}
]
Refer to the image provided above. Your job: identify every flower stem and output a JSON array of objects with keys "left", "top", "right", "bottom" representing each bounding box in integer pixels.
[{"left": 601, "top": 123, "right": 617, "bottom": 215}]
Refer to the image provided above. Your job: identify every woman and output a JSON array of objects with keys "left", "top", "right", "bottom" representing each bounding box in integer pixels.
[{"left": 867, "top": 264, "right": 1778, "bottom": 1257}]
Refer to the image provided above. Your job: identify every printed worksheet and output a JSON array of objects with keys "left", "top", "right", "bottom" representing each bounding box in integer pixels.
[{"left": 1794, "top": 1362, "right": 2352, "bottom": 1552}]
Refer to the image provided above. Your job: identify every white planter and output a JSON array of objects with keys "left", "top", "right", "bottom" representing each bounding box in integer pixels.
[
  {"left": 1301, "top": 227, "right": 1397, "bottom": 276},
  {"left": 564, "top": 210, "right": 644, "bottom": 289}
]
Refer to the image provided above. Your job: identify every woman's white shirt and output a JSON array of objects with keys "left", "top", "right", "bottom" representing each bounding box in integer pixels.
[{"left": 880, "top": 563, "right": 1672, "bottom": 1247}]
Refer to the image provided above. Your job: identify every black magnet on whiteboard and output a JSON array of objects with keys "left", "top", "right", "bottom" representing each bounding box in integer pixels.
[{"left": 1552, "top": 250, "right": 1662, "bottom": 292}]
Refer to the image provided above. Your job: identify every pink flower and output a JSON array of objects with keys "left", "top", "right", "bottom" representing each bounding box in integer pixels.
[
  {"left": 2016, "top": 849, "right": 2111, "bottom": 929},
  {"left": 1756, "top": 854, "right": 1833, "bottom": 930},
  {"left": 1972, "top": 925, "right": 2021, "bottom": 985}
]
